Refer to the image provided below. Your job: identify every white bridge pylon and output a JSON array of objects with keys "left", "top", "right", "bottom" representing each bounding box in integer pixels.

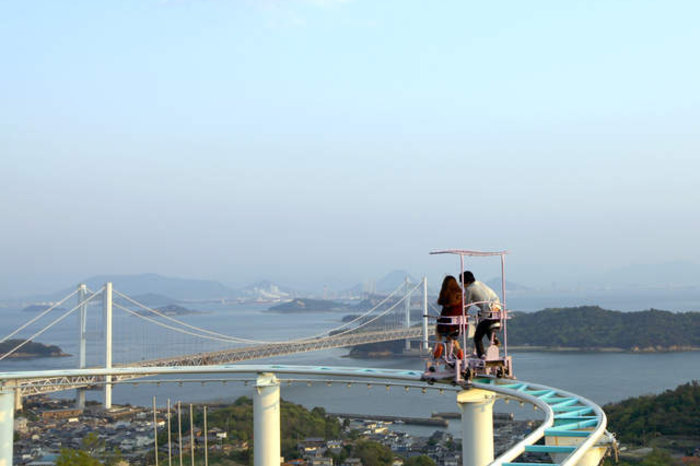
[{"left": 0, "top": 364, "right": 614, "bottom": 466}]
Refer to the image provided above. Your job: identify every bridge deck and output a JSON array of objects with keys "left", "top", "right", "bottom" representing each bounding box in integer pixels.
[{"left": 5, "top": 327, "right": 424, "bottom": 396}]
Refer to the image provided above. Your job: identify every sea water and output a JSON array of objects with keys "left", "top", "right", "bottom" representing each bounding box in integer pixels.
[{"left": 1, "top": 299, "right": 698, "bottom": 437}]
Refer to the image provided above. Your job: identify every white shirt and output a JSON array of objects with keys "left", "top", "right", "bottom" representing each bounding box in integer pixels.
[{"left": 464, "top": 280, "right": 501, "bottom": 317}]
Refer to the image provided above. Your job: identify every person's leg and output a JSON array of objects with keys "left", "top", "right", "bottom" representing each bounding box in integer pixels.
[
  {"left": 453, "top": 338, "right": 464, "bottom": 360},
  {"left": 473, "top": 320, "right": 489, "bottom": 357},
  {"left": 433, "top": 334, "right": 444, "bottom": 359}
]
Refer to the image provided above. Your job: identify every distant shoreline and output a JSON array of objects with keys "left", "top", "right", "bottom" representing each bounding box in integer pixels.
[
  {"left": 1, "top": 351, "right": 71, "bottom": 359},
  {"left": 346, "top": 345, "right": 700, "bottom": 359},
  {"left": 507, "top": 345, "right": 700, "bottom": 353}
]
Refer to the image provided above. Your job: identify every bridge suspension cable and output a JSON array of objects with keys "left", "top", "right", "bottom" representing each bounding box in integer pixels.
[
  {"left": 319, "top": 281, "right": 424, "bottom": 339},
  {"left": 0, "top": 288, "right": 79, "bottom": 344},
  {"left": 113, "top": 302, "right": 253, "bottom": 344},
  {"left": 112, "top": 290, "right": 262, "bottom": 344},
  {"left": 0, "top": 287, "right": 104, "bottom": 361},
  {"left": 108, "top": 280, "right": 422, "bottom": 346}
]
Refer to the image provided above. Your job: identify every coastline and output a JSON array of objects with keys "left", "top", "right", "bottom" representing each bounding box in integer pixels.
[
  {"left": 507, "top": 345, "right": 700, "bottom": 353},
  {"left": 0, "top": 351, "right": 71, "bottom": 359},
  {"left": 346, "top": 345, "right": 700, "bottom": 359}
]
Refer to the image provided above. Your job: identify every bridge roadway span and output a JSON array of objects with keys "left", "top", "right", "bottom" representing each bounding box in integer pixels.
[
  {"left": 9, "top": 327, "right": 424, "bottom": 396},
  {"left": 0, "top": 364, "right": 612, "bottom": 466}
]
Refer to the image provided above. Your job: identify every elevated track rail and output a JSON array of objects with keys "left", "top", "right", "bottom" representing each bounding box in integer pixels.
[{"left": 0, "top": 364, "right": 614, "bottom": 466}]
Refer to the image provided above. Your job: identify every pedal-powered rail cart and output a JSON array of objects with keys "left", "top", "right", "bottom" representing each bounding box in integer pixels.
[{"left": 422, "top": 249, "right": 514, "bottom": 386}]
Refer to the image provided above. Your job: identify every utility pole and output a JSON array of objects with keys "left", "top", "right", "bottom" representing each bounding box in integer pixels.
[
  {"left": 204, "top": 406, "right": 208, "bottom": 466},
  {"left": 153, "top": 396, "right": 159, "bottom": 466},
  {"left": 167, "top": 399, "right": 173, "bottom": 466},
  {"left": 178, "top": 401, "right": 183, "bottom": 466},
  {"left": 189, "top": 404, "right": 195, "bottom": 466}
]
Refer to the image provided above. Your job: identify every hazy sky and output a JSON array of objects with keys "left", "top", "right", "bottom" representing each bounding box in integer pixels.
[{"left": 2, "top": 0, "right": 699, "bottom": 297}]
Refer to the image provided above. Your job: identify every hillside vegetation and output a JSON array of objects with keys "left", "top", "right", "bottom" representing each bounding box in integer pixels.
[
  {"left": 0, "top": 339, "right": 66, "bottom": 358},
  {"left": 183, "top": 397, "right": 341, "bottom": 462},
  {"left": 604, "top": 381, "right": 699, "bottom": 459},
  {"left": 507, "top": 307, "right": 700, "bottom": 350}
]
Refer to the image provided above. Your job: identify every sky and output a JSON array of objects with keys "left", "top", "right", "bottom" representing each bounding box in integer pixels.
[{"left": 1, "top": 0, "right": 699, "bottom": 298}]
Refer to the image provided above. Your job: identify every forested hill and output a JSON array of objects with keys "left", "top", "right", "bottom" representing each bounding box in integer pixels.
[
  {"left": 604, "top": 381, "right": 700, "bottom": 445},
  {"left": 508, "top": 306, "right": 699, "bottom": 351},
  {"left": 0, "top": 339, "right": 67, "bottom": 358}
]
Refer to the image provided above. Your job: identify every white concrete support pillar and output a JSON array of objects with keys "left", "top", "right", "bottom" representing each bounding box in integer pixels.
[
  {"left": 457, "top": 389, "right": 496, "bottom": 466},
  {"left": 13, "top": 388, "right": 22, "bottom": 412},
  {"left": 254, "top": 373, "right": 280, "bottom": 466},
  {"left": 0, "top": 390, "right": 15, "bottom": 466},
  {"left": 404, "top": 276, "right": 411, "bottom": 352},
  {"left": 76, "top": 283, "right": 87, "bottom": 409},
  {"left": 422, "top": 276, "right": 429, "bottom": 351},
  {"left": 103, "top": 282, "right": 113, "bottom": 410}
]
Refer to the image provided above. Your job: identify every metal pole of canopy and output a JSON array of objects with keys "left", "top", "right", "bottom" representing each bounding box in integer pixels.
[
  {"left": 501, "top": 253, "right": 508, "bottom": 357},
  {"left": 422, "top": 277, "right": 429, "bottom": 351},
  {"left": 460, "top": 254, "right": 466, "bottom": 363}
]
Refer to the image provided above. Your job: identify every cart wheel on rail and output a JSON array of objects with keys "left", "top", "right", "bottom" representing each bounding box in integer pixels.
[{"left": 462, "top": 368, "right": 472, "bottom": 381}]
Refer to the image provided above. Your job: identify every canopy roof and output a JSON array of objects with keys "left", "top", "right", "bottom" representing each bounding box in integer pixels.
[{"left": 429, "top": 249, "right": 508, "bottom": 257}]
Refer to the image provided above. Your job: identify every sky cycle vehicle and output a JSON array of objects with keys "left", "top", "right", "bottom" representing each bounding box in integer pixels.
[{"left": 422, "top": 249, "right": 514, "bottom": 386}]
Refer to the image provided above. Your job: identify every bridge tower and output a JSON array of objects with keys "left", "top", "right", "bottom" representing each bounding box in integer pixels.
[
  {"left": 76, "top": 283, "right": 88, "bottom": 409},
  {"left": 404, "top": 276, "right": 411, "bottom": 352},
  {"left": 103, "top": 282, "right": 113, "bottom": 410}
]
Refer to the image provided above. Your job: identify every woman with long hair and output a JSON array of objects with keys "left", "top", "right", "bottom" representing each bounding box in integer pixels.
[{"left": 433, "top": 275, "right": 464, "bottom": 360}]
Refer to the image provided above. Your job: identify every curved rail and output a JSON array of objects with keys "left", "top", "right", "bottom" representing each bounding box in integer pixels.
[
  {"left": 0, "top": 365, "right": 611, "bottom": 465},
  {"left": 472, "top": 378, "right": 611, "bottom": 465}
]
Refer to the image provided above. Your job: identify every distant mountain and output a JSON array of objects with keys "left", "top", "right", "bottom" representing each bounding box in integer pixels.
[
  {"left": 130, "top": 293, "right": 180, "bottom": 307},
  {"left": 338, "top": 282, "right": 364, "bottom": 298},
  {"left": 36, "top": 273, "right": 237, "bottom": 302},
  {"left": 485, "top": 278, "right": 530, "bottom": 292},
  {"left": 12, "top": 274, "right": 310, "bottom": 305},
  {"left": 375, "top": 270, "right": 418, "bottom": 292}
]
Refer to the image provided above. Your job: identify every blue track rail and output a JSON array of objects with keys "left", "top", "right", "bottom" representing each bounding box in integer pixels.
[{"left": 0, "top": 365, "right": 612, "bottom": 465}]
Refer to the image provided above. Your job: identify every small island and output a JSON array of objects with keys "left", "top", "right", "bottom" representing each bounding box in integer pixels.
[
  {"left": 21, "top": 304, "right": 66, "bottom": 313},
  {"left": 133, "top": 304, "right": 201, "bottom": 316},
  {"left": 0, "top": 339, "right": 69, "bottom": 359},
  {"left": 268, "top": 298, "right": 351, "bottom": 313},
  {"left": 155, "top": 304, "right": 201, "bottom": 316}
]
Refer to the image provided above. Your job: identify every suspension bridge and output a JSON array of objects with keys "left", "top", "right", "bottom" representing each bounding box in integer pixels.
[
  {"left": 0, "top": 279, "right": 616, "bottom": 466},
  {"left": 0, "top": 279, "right": 430, "bottom": 403}
]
